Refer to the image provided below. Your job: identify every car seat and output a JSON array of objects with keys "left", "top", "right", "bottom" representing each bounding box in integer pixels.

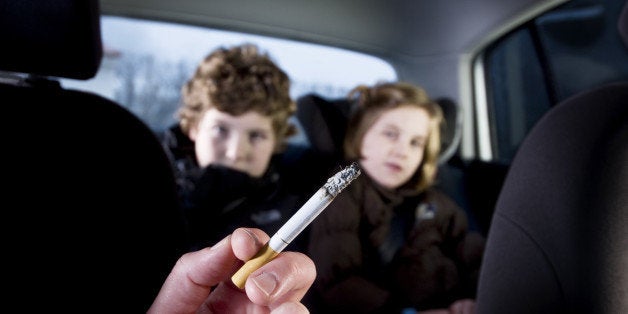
[
  {"left": 475, "top": 3, "right": 628, "bottom": 312},
  {"left": 295, "top": 93, "right": 353, "bottom": 161},
  {"left": 296, "top": 93, "right": 461, "bottom": 165},
  {"left": 0, "top": 0, "right": 187, "bottom": 311},
  {"left": 475, "top": 81, "right": 627, "bottom": 313}
]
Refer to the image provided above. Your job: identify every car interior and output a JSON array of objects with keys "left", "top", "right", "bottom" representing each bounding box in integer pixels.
[{"left": 1, "top": 0, "right": 626, "bottom": 312}]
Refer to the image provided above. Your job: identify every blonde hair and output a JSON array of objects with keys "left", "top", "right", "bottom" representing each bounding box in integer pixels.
[
  {"left": 344, "top": 82, "right": 443, "bottom": 192},
  {"left": 178, "top": 43, "right": 296, "bottom": 152}
]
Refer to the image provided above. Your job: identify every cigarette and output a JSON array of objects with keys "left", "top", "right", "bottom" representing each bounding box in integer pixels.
[{"left": 231, "top": 162, "right": 361, "bottom": 288}]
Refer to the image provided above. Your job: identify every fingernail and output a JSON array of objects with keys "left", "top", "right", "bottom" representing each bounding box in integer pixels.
[
  {"left": 241, "top": 228, "right": 261, "bottom": 246},
  {"left": 252, "top": 272, "right": 278, "bottom": 297}
]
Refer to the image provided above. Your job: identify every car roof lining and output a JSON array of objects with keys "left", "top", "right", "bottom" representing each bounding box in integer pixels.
[{"left": 99, "top": 0, "right": 569, "bottom": 65}]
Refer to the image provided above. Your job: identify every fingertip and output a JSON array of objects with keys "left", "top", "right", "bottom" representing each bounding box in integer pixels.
[
  {"left": 287, "top": 252, "right": 316, "bottom": 286},
  {"left": 232, "top": 228, "right": 270, "bottom": 260},
  {"left": 286, "top": 252, "right": 317, "bottom": 285},
  {"left": 246, "top": 251, "right": 316, "bottom": 305}
]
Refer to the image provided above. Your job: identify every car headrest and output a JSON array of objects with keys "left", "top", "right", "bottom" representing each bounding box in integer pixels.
[
  {"left": 296, "top": 93, "right": 461, "bottom": 165},
  {"left": 296, "top": 93, "right": 353, "bottom": 159},
  {"left": 435, "top": 97, "right": 462, "bottom": 164},
  {"left": 0, "top": 0, "right": 102, "bottom": 80}
]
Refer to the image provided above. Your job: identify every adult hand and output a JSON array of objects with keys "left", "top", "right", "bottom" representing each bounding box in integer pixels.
[{"left": 148, "top": 228, "right": 316, "bottom": 313}]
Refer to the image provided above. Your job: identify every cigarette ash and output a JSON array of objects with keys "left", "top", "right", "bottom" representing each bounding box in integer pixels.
[{"left": 324, "top": 162, "right": 361, "bottom": 197}]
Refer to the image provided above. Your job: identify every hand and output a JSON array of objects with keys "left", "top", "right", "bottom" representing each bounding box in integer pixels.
[{"left": 148, "top": 228, "right": 316, "bottom": 313}]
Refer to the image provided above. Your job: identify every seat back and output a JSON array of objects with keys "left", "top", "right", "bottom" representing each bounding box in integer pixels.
[
  {"left": 1, "top": 0, "right": 187, "bottom": 311},
  {"left": 296, "top": 93, "right": 353, "bottom": 160},
  {"left": 477, "top": 4, "right": 628, "bottom": 311},
  {"left": 475, "top": 81, "right": 628, "bottom": 313}
]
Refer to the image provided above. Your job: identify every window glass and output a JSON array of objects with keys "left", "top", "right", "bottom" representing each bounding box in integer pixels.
[
  {"left": 483, "top": 0, "right": 627, "bottom": 162},
  {"left": 484, "top": 30, "right": 551, "bottom": 162},
  {"left": 62, "top": 16, "right": 397, "bottom": 135}
]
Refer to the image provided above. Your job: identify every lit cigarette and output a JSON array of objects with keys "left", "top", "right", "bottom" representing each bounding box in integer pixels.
[{"left": 231, "top": 162, "right": 361, "bottom": 288}]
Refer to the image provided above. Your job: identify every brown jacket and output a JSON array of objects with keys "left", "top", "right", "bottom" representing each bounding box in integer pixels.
[{"left": 307, "top": 173, "right": 485, "bottom": 313}]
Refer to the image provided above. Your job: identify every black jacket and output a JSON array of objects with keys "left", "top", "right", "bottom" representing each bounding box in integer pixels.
[
  {"left": 308, "top": 170, "right": 485, "bottom": 313},
  {"left": 162, "top": 124, "right": 314, "bottom": 252}
]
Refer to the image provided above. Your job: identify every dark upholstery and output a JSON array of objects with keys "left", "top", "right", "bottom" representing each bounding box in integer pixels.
[
  {"left": 477, "top": 4, "right": 628, "bottom": 312},
  {"left": 619, "top": 1, "right": 628, "bottom": 49},
  {"left": 0, "top": 0, "right": 102, "bottom": 79},
  {"left": 1, "top": 0, "right": 187, "bottom": 311},
  {"left": 434, "top": 97, "right": 462, "bottom": 164},
  {"left": 296, "top": 93, "right": 353, "bottom": 160},
  {"left": 475, "top": 81, "right": 628, "bottom": 313}
]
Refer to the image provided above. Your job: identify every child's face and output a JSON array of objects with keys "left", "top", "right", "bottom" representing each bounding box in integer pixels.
[
  {"left": 359, "top": 105, "right": 430, "bottom": 189},
  {"left": 190, "top": 107, "right": 276, "bottom": 178}
]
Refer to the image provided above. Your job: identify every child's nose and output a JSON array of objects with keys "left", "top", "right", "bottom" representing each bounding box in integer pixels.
[{"left": 225, "top": 135, "right": 249, "bottom": 160}]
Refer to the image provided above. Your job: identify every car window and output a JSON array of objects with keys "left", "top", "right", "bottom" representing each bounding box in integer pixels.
[
  {"left": 483, "top": 0, "right": 627, "bottom": 163},
  {"left": 61, "top": 15, "right": 397, "bottom": 136}
]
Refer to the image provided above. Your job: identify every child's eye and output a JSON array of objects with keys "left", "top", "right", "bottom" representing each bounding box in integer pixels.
[
  {"left": 249, "top": 131, "right": 268, "bottom": 143},
  {"left": 211, "top": 125, "right": 229, "bottom": 138},
  {"left": 410, "top": 138, "right": 425, "bottom": 148},
  {"left": 382, "top": 129, "right": 398, "bottom": 139}
]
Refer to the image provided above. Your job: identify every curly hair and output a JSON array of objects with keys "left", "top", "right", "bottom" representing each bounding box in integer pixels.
[
  {"left": 178, "top": 43, "right": 296, "bottom": 152},
  {"left": 344, "top": 81, "right": 443, "bottom": 192}
]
